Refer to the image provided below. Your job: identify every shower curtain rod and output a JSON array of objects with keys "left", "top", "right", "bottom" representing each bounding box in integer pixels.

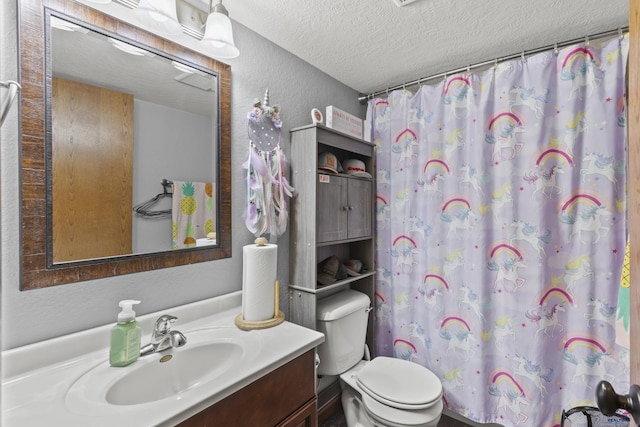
[{"left": 358, "top": 26, "right": 629, "bottom": 104}]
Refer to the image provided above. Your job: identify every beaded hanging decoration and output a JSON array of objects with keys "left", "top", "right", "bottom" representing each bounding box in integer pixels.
[{"left": 243, "top": 89, "right": 295, "bottom": 241}]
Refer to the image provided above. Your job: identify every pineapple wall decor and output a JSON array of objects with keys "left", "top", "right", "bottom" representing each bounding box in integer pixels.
[{"left": 243, "top": 89, "right": 295, "bottom": 242}]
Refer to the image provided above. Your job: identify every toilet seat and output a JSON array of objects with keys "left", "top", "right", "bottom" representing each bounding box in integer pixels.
[
  {"left": 355, "top": 357, "right": 442, "bottom": 410},
  {"left": 359, "top": 391, "right": 443, "bottom": 427}
]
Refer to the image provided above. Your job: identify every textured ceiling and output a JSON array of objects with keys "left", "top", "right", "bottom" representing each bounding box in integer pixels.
[{"left": 194, "top": 0, "right": 629, "bottom": 95}]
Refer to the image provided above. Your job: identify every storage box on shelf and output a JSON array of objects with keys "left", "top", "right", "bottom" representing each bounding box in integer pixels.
[
  {"left": 288, "top": 124, "right": 375, "bottom": 355},
  {"left": 325, "top": 105, "right": 363, "bottom": 139}
]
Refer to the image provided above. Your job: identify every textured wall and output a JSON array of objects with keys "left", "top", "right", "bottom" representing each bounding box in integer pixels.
[{"left": 1, "top": 0, "right": 364, "bottom": 349}]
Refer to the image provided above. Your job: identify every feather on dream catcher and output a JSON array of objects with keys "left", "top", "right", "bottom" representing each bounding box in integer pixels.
[{"left": 243, "top": 89, "right": 295, "bottom": 242}]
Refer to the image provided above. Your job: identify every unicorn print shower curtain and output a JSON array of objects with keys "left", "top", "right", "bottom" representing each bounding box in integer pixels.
[{"left": 368, "top": 35, "right": 630, "bottom": 426}]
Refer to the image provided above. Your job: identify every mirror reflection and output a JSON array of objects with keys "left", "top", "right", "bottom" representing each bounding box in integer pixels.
[{"left": 49, "top": 15, "right": 218, "bottom": 264}]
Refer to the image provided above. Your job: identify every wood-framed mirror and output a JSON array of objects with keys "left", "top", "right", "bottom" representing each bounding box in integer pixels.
[{"left": 19, "top": 0, "right": 232, "bottom": 290}]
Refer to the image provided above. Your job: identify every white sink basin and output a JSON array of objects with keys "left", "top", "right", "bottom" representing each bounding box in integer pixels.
[
  {"left": 65, "top": 327, "right": 262, "bottom": 413},
  {"left": 106, "top": 341, "right": 241, "bottom": 405}
]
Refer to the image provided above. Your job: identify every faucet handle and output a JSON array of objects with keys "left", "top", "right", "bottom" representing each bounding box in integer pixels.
[
  {"left": 170, "top": 330, "right": 187, "bottom": 348},
  {"left": 154, "top": 315, "right": 178, "bottom": 334}
]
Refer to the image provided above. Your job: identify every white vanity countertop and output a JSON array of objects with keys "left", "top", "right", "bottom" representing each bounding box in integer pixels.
[{"left": 1, "top": 291, "right": 325, "bottom": 426}]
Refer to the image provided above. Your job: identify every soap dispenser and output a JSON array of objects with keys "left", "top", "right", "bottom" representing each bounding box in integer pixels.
[{"left": 109, "top": 300, "right": 142, "bottom": 367}]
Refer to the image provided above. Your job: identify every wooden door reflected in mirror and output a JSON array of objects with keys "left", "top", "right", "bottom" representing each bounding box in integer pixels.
[{"left": 52, "top": 77, "right": 134, "bottom": 262}]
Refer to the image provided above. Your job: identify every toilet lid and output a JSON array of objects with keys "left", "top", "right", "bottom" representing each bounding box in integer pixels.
[{"left": 356, "top": 357, "right": 442, "bottom": 410}]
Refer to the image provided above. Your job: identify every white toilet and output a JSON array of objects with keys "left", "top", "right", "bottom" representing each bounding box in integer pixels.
[{"left": 316, "top": 289, "right": 443, "bottom": 427}]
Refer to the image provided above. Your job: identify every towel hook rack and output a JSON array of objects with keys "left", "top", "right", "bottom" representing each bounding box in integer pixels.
[
  {"left": 133, "top": 179, "right": 174, "bottom": 218},
  {"left": 161, "top": 179, "right": 173, "bottom": 195}
]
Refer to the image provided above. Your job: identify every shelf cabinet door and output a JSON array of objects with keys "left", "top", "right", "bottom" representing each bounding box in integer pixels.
[
  {"left": 317, "top": 175, "right": 348, "bottom": 243},
  {"left": 347, "top": 179, "right": 372, "bottom": 239},
  {"left": 317, "top": 175, "right": 372, "bottom": 243}
]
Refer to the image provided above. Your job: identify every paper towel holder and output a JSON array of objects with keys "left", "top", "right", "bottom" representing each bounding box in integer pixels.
[{"left": 235, "top": 280, "right": 285, "bottom": 331}]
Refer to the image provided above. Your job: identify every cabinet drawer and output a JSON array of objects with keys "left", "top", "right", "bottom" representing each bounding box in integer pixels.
[{"left": 177, "top": 350, "right": 316, "bottom": 427}]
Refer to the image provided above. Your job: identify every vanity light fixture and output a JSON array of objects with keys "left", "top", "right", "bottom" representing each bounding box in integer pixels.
[
  {"left": 198, "top": 0, "right": 239, "bottom": 59},
  {"left": 132, "top": 0, "right": 183, "bottom": 36}
]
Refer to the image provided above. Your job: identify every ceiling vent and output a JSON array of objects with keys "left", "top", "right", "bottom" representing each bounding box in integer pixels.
[
  {"left": 175, "top": 72, "right": 215, "bottom": 91},
  {"left": 391, "top": 0, "right": 419, "bottom": 6}
]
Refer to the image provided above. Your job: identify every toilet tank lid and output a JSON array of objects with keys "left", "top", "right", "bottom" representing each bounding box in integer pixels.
[{"left": 316, "top": 290, "right": 370, "bottom": 321}]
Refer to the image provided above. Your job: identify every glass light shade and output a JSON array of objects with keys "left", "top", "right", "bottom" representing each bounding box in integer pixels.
[
  {"left": 198, "top": 12, "right": 239, "bottom": 59},
  {"left": 132, "top": 0, "right": 182, "bottom": 36}
]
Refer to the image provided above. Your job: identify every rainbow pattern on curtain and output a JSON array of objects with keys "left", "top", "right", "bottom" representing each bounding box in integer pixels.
[{"left": 368, "top": 35, "right": 630, "bottom": 426}]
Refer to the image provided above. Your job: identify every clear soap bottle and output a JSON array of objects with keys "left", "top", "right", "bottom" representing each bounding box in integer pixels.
[{"left": 109, "top": 300, "right": 141, "bottom": 367}]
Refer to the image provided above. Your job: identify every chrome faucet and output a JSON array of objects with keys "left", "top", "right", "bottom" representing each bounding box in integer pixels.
[{"left": 140, "top": 315, "right": 187, "bottom": 356}]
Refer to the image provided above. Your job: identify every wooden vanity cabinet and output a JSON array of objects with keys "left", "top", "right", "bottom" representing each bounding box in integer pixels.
[{"left": 177, "top": 350, "right": 317, "bottom": 427}]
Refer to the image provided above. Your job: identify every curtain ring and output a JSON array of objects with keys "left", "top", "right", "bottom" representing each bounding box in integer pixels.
[
  {"left": 553, "top": 43, "right": 558, "bottom": 55},
  {"left": 585, "top": 35, "right": 590, "bottom": 46},
  {"left": 618, "top": 27, "right": 624, "bottom": 40},
  {"left": 521, "top": 51, "right": 526, "bottom": 63}
]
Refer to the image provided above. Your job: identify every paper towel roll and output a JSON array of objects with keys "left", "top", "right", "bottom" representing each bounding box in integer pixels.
[{"left": 242, "top": 241, "right": 277, "bottom": 321}]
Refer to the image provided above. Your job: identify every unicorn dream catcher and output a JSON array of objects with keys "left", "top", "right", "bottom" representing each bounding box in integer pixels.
[{"left": 243, "top": 89, "right": 295, "bottom": 242}]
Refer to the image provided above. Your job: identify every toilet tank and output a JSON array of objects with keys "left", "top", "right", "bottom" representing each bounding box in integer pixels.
[{"left": 316, "top": 290, "right": 370, "bottom": 376}]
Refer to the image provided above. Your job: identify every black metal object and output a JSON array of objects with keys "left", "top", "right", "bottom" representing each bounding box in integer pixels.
[{"left": 596, "top": 381, "right": 640, "bottom": 425}]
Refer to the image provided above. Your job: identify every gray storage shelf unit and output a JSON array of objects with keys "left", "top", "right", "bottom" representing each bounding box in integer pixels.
[{"left": 288, "top": 124, "right": 375, "bottom": 354}]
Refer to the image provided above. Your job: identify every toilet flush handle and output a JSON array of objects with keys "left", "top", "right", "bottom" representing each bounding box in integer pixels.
[{"left": 364, "top": 344, "right": 371, "bottom": 361}]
